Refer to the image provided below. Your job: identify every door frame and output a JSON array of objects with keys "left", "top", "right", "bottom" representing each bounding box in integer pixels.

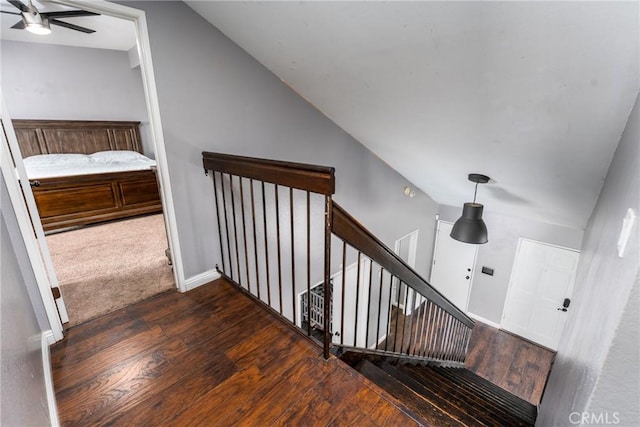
[
  {"left": 391, "top": 230, "right": 419, "bottom": 310},
  {"left": 1, "top": 0, "right": 185, "bottom": 341}
]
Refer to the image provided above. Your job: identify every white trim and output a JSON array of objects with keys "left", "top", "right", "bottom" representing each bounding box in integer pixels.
[
  {"left": 184, "top": 269, "right": 222, "bottom": 292},
  {"left": 41, "top": 331, "right": 60, "bottom": 427},
  {"left": 0, "top": 114, "right": 64, "bottom": 341},
  {"left": 467, "top": 312, "right": 501, "bottom": 329},
  {"left": 53, "top": 0, "right": 186, "bottom": 292}
]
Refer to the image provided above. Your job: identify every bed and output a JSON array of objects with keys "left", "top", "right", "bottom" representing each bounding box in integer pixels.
[{"left": 13, "top": 119, "right": 163, "bottom": 232}]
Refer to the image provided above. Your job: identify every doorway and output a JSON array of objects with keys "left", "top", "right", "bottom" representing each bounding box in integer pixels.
[
  {"left": 501, "top": 238, "right": 579, "bottom": 350},
  {"left": 0, "top": 0, "right": 180, "bottom": 338},
  {"left": 430, "top": 221, "right": 478, "bottom": 311},
  {"left": 391, "top": 230, "right": 418, "bottom": 311}
]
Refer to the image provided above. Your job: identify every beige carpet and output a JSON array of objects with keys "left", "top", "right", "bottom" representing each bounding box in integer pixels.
[{"left": 47, "top": 214, "right": 175, "bottom": 327}]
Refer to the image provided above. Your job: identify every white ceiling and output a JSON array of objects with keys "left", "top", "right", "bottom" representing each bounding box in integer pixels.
[
  {"left": 187, "top": 1, "right": 639, "bottom": 230},
  {"left": 0, "top": 0, "right": 135, "bottom": 50}
]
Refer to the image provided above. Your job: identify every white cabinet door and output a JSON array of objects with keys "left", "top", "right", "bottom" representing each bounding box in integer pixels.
[{"left": 502, "top": 238, "right": 579, "bottom": 350}]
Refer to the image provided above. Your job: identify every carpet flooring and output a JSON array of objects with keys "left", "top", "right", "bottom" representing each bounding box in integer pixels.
[{"left": 46, "top": 214, "right": 175, "bottom": 327}]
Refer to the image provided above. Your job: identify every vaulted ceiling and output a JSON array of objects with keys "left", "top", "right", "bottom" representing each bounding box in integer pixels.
[
  {"left": 186, "top": 1, "right": 639, "bottom": 230},
  {"left": 2, "top": 1, "right": 637, "bottom": 230}
]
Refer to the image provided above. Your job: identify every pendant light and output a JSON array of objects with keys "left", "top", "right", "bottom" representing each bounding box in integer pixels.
[{"left": 450, "top": 173, "right": 490, "bottom": 244}]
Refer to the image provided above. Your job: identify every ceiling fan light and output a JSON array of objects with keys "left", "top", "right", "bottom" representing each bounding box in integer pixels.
[
  {"left": 25, "top": 21, "right": 51, "bottom": 35},
  {"left": 450, "top": 202, "right": 488, "bottom": 244}
]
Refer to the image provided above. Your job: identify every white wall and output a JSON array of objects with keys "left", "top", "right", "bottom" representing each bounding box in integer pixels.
[
  {"left": 438, "top": 205, "right": 583, "bottom": 324},
  {"left": 0, "top": 40, "right": 153, "bottom": 157},
  {"left": 537, "top": 94, "right": 639, "bottom": 426},
  {"left": 123, "top": 1, "right": 439, "bottom": 282},
  {"left": 1, "top": 175, "right": 53, "bottom": 426}
]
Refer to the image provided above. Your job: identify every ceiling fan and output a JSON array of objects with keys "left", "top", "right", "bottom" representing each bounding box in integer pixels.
[{"left": 1, "top": 0, "right": 98, "bottom": 35}]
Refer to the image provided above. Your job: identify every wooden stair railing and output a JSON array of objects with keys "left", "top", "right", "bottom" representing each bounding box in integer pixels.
[{"left": 202, "top": 151, "right": 473, "bottom": 364}]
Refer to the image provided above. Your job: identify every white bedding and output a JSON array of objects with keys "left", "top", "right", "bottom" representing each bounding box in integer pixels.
[{"left": 24, "top": 151, "right": 157, "bottom": 179}]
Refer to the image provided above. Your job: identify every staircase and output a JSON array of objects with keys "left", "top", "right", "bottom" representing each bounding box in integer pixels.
[
  {"left": 342, "top": 352, "right": 537, "bottom": 426},
  {"left": 202, "top": 152, "right": 534, "bottom": 425}
]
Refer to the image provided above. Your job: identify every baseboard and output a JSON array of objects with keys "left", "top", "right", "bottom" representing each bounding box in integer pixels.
[
  {"left": 41, "top": 330, "right": 60, "bottom": 427},
  {"left": 467, "top": 312, "right": 501, "bottom": 329},
  {"left": 183, "top": 269, "right": 221, "bottom": 292}
]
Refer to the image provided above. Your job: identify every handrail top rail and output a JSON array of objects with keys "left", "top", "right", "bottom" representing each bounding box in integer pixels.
[
  {"left": 203, "top": 151, "right": 335, "bottom": 195},
  {"left": 331, "top": 202, "right": 474, "bottom": 328}
]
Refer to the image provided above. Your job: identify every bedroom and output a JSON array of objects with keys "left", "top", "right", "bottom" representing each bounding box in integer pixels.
[{"left": 1, "top": 4, "right": 175, "bottom": 326}]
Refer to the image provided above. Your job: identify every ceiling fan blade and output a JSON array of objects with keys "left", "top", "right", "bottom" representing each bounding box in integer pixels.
[
  {"left": 50, "top": 18, "right": 95, "bottom": 33},
  {"left": 1, "top": 10, "right": 21, "bottom": 15},
  {"left": 41, "top": 10, "right": 99, "bottom": 18},
  {"left": 11, "top": 19, "right": 26, "bottom": 29},
  {"left": 7, "top": 0, "right": 29, "bottom": 13}
]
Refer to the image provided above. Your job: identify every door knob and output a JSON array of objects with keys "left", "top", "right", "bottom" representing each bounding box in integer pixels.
[{"left": 557, "top": 298, "right": 571, "bottom": 312}]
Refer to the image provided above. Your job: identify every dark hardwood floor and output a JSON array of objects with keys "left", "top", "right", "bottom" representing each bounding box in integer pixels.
[
  {"left": 51, "top": 278, "right": 420, "bottom": 426},
  {"left": 382, "top": 305, "right": 555, "bottom": 405},
  {"left": 465, "top": 321, "right": 555, "bottom": 405}
]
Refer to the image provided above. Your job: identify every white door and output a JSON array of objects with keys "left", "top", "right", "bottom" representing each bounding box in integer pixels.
[
  {"left": 430, "top": 221, "right": 478, "bottom": 311},
  {"left": 501, "top": 239, "right": 579, "bottom": 350},
  {"left": 1, "top": 101, "right": 67, "bottom": 340},
  {"left": 391, "top": 230, "right": 418, "bottom": 311}
]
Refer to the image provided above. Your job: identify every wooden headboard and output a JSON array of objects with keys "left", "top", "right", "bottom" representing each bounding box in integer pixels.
[{"left": 12, "top": 119, "right": 142, "bottom": 157}]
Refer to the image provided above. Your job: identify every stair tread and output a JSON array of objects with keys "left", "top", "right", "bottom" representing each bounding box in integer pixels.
[
  {"left": 400, "top": 365, "right": 536, "bottom": 425},
  {"left": 380, "top": 363, "right": 533, "bottom": 427},
  {"left": 354, "top": 360, "right": 467, "bottom": 427},
  {"left": 436, "top": 367, "right": 537, "bottom": 419}
]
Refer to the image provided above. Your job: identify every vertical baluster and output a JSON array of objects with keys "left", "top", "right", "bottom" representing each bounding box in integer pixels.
[
  {"left": 375, "top": 267, "right": 384, "bottom": 351},
  {"left": 421, "top": 301, "right": 434, "bottom": 358},
  {"left": 322, "top": 195, "right": 333, "bottom": 359},
  {"left": 211, "top": 171, "right": 226, "bottom": 276},
  {"left": 405, "top": 289, "right": 416, "bottom": 355},
  {"left": 392, "top": 278, "right": 402, "bottom": 353},
  {"left": 364, "top": 261, "right": 373, "bottom": 349},
  {"left": 306, "top": 191, "right": 311, "bottom": 337},
  {"left": 250, "top": 179, "right": 259, "bottom": 297},
  {"left": 419, "top": 298, "right": 429, "bottom": 356},
  {"left": 430, "top": 307, "right": 441, "bottom": 359},
  {"left": 259, "top": 182, "right": 269, "bottom": 303},
  {"left": 274, "top": 185, "right": 283, "bottom": 315},
  {"left": 220, "top": 173, "right": 232, "bottom": 279},
  {"left": 444, "top": 315, "right": 453, "bottom": 360},
  {"left": 384, "top": 274, "right": 393, "bottom": 352},
  {"left": 455, "top": 321, "right": 464, "bottom": 361},
  {"left": 440, "top": 315, "right": 450, "bottom": 360},
  {"left": 340, "top": 241, "right": 347, "bottom": 346},
  {"left": 290, "top": 188, "right": 296, "bottom": 325},
  {"left": 463, "top": 327, "right": 472, "bottom": 362},
  {"left": 399, "top": 282, "right": 410, "bottom": 354},
  {"left": 229, "top": 176, "right": 242, "bottom": 286},
  {"left": 413, "top": 295, "right": 425, "bottom": 356},
  {"left": 239, "top": 178, "right": 251, "bottom": 292},
  {"left": 353, "top": 252, "right": 362, "bottom": 347}
]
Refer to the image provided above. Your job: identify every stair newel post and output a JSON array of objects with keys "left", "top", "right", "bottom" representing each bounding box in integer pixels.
[{"left": 323, "top": 194, "right": 333, "bottom": 359}]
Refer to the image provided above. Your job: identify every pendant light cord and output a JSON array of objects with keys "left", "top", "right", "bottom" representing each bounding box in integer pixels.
[{"left": 473, "top": 182, "right": 478, "bottom": 203}]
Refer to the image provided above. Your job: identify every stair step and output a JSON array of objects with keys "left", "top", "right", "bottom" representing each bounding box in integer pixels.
[
  {"left": 354, "top": 359, "right": 465, "bottom": 426},
  {"left": 398, "top": 364, "right": 534, "bottom": 426},
  {"left": 435, "top": 367, "right": 537, "bottom": 423}
]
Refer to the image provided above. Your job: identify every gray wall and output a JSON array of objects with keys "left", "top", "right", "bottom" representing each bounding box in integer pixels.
[
  {"left": 537, "top": 95, "right": 639, "bottom": 426},
  {"left": 123, "top": 1, "right": 439, "bottom": 282},
  {"left": 0, "top": 41, "right": 153, "bottom": 157},
  {"left": 1, "top": 175, "right": 52, "bottom": 426},
  {"left": 438, "top": 205, "right": 583, "bottom": 324}
]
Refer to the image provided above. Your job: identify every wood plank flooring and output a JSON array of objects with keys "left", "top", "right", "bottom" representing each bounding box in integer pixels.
[
  {"left": 382, "top": 305, "right": 555, "bottom": 405},
  {"left": 465, "top": 321, "right": 555, "bottom": 405},
  {"left": 51, "top": 278, "right": 420, "bottom": 426}
]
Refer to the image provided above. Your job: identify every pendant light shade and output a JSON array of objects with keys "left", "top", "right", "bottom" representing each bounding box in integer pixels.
[{"left": 450, "top": 174, "right": 490, "bottom": 244}]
